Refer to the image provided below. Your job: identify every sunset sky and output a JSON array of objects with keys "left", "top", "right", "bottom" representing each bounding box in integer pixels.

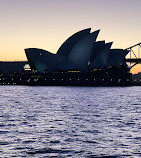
[{"left": 0, "top": 0, "right": 140, "bottom": 73}]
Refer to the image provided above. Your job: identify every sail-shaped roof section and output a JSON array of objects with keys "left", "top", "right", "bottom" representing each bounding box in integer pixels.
[
  {"left": 57, "top": 28, "right": 91, "bottom": 57},
  {"left": 68, "top": 30, "right": 100, "bottom": 72},
  {"left": 99, "top": 42, "right": 113, "bottom": 67},
  {"left": 107, "top": 49, "right": 129, "bottom": 67},
  {"left": 90, "top": 41, "right": 105, "bottom": 62},
  {"left": 90, "top": 42, "right": 113, "bottom": 69},
  {"left": 25, "top": 48, "right": 66, "bottom": 73}
]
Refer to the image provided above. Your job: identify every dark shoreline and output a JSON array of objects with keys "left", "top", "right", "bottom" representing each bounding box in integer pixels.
[{"left": 0, "top": 70, "right": 132, "bottom": 87}]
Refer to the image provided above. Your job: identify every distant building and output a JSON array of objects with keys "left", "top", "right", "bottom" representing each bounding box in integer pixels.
[
  {"left": 0, "top": 61, "right": 27, "bottom": 74},
  {"left": 25, "top": 28, "right": 129, "bottom": 73},
  {"left": 0, "top": 28, "right": 129, "bottom": 75}
]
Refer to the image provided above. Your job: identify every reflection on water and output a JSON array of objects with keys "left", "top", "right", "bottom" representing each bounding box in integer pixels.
[{"left": 0, "top": 86, "right": 141, "bottom": 157}]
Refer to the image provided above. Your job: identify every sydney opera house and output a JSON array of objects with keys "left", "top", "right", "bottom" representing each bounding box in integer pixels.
[{"left": 0, "top": 28, "right": 132, "bottom": 86}]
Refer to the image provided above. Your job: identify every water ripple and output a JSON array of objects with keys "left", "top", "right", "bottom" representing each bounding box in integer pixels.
[{"left": 0, "top": 86, "right": 140, "bottom": 157}]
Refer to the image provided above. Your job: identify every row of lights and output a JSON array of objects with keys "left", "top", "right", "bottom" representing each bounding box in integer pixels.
[
  {"left": 27, "top": 78, "right": 95, "bottom": 82},
  {"left": 0, "top": 83, "right": 17, "bottom": 85},
  {"left": 0, "top": 78, "right": 98, "bottom": 81},
  {"left": 0, "top": 78, "right": 130, "bottom": 84},
  {"left": 0, "top": 78, "right": 22, "bottom": 81}
]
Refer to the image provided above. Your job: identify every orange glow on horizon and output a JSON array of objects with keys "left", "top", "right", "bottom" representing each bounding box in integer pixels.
[{"left": 130, "top": 65, "right": 141, "bottom": 74}]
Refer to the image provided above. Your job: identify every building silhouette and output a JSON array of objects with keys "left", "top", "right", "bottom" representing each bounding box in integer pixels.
[{"left": 0, "top": 28, "right": 131, "bottom": 86}]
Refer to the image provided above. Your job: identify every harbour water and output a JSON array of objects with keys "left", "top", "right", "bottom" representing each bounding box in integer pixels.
[{"left": 0, "top": 86, "right": 140, "bottom": 157}]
